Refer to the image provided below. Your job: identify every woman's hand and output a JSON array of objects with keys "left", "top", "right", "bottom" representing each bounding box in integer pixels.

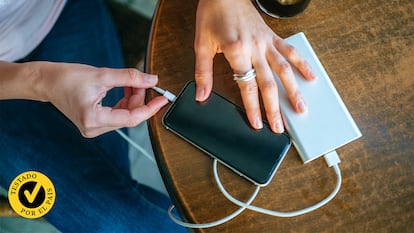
[
  {"left": 35, "top": 62, "right": 167, "bottom": 138},
  {"left": 194, "top": 0, "right": 315, "bottom": 133}
]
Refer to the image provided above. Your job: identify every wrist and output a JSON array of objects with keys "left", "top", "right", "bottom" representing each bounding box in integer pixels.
[
  {"left": 27, "top": 61, "right": 49, "bottom": 102},
  {"left": 17, "top": 61, "right": 49, "bottom": 102},
  {"left": 0, "top": 61, "right": 48, "bottom": 102}
]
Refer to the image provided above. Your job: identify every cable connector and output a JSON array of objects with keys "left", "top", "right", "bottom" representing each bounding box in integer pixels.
[
  {"left": 152, "top": 86, "right": 177, "bottom": 102},
  {"left": 324, "top": 150, "right": 341, "bottom": 167}
]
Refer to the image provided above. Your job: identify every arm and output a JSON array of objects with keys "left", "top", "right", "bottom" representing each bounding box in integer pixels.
[
  {"left": 194, "top": 0, "right": 316, "bottom": 133},
  {"left": 0, "top": 61, "right": 45, "bottom": 101},
  {"left": 0, "top": 61, "right": 168, "bottom": 137}
]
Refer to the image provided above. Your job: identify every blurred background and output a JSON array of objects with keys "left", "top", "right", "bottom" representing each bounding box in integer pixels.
[{"left": 0, "top": 1, "right": 164, "bottom": 232}]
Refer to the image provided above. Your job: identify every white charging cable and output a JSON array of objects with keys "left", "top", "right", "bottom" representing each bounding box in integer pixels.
[
  {"left": 114, "top": 86, "right": 178, "bottom": 164},
  {"left": 116, "top": 129, "right": 156, "bottom": 164},
  {"left": 117, "top": 86, "right": 343, "bottom": 228},
  {"left": 167, "top": 151, "right": 341, "bottom": 228},
  {"left": 168, "top": 184, "right": 260, "bottom": 228},
  {"left": 213, "top": 151, "right": 342, "bottom": 217},
  {"left": 151, "top": 86, "right": 177, "bottom": 102}
]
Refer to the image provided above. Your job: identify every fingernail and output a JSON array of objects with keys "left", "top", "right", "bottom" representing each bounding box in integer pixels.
[
  {"left": 306, "top": 65, "right": 317, "bottom": 80},
  {"left": 297, "top": 99, "right": 307, "bottom": 113},
  {"left": 255, "top": 117, "right": 263, "bottom": 129},
  {"left": 275, "top": 119, "right": 284, "bottom": 133},
  {"left": 144, "top": 73, "right": 158, "bottom": 82},
  {"left": 308, "top": 70, "right": 317, "bottom": 80},
  {"left": 196, "top": 87, "right": 205, "bottom": 101}
]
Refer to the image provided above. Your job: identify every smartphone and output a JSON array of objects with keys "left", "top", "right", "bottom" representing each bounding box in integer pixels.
[{"left": 162, "top": 81, "right": 291, "bottom": 186}]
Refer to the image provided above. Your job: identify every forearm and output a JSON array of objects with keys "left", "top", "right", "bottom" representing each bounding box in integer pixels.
[{"left": 0, "top": 61, "right": 47, "bottom": 101}]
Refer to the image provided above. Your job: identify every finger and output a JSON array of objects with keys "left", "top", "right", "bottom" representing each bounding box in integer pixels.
[
  {"left": 237, "top": 78, "right": 262, "bottom": 130},
  {"left": 194, "top": 47, "right": 215, "bottom": 101},
  {"left": 128, "top": 96, "right": 169, "bottom": 125},
  {"left": 79, "top": 126, "right": 114, "bottom": 138},
  {"left": 274, "top": 37, "right": 316, "bottom": 81},
  {"left": 102, "top": 68, "right": 159, "bottom": 88},
  {"left": 124, "top": 86, "right": 132, "bottom": 98},
  {"left": 113, "top": 90, "right": 145, "bottom": 111},
  {"left": 127, "top": 89, "right": 146, "bottom": 109},
  {"left": 223, "top": 48, "right": 263, "bottom": 129},
  {"left": 252, "top": 57, "right": 284, "bottom": 133},
  {"left": 112, "top": 87, "right": 146, "bottom": 113},
  {"left": 114, "top": 87, "right": 133, "bottom": 109},
  {"left": 267, "top": 47, "right": 307, "bottom": 113},
  {"left": 96, "top": 96, "right": 168, "bottom": 128}
]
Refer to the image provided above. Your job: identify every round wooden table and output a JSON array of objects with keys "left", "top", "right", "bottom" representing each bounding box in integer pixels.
[{"left": 146, "top": 0, "right": 414, "bottom": 232}]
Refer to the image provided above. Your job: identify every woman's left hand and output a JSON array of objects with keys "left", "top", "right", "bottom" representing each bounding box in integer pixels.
[{"left": 194, "top": 0, "right": 316, "bottom": 133}]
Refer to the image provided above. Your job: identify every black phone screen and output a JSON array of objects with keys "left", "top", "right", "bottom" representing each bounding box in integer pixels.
[{"left": 163, "top": 81, "right": 291, "bottom": 186}]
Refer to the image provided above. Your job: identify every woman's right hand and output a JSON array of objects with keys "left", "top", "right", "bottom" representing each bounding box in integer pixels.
[
  {"left": 39, "top": 62, "right": 168, "bottom": 137},
  {"left": 0, "top": 61, "right": 168, "bottom": 138}
]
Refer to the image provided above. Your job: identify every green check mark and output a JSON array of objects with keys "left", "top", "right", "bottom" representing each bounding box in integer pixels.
[{"left": 24, "top": 182, "right": 42, "bottom": 203}]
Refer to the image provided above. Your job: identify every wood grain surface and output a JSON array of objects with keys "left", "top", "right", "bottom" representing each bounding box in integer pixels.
[{"left": 146, "top": 0, "right": 414, "bottom": 232}]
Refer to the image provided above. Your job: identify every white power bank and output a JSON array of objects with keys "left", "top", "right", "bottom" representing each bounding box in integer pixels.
[{"left": 275, "top": 32, "right": 362, "bottom": 163}]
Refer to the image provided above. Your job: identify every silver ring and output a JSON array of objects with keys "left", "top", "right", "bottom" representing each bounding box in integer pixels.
[{"left": 233, "top": 68, "right": 256, "bottom": 82}]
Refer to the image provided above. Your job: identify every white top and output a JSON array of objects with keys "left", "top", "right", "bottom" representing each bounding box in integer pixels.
[{"left": 0, "top": 0, "right": 66, "bottom": 62}]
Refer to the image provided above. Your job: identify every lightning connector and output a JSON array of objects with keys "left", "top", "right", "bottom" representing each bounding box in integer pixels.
[{"left": 151, "top": 86, "right": 177, "bottom": 102}]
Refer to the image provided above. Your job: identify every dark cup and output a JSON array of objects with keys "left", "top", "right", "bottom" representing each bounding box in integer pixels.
[{"left": 255, "top": 0, "right": 311, "bottom": 18}]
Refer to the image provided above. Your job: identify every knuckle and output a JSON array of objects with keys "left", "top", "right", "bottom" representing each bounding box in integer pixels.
[
  {"left": 81, "top": 130, "right": 95, "bottom": 138},
  {"left": 251, "top": 36, "right": 267, "bottom": 51},
  {"left": 126, "top": 118, "right": 139, "bottom": 128},
  {"left": 285, "top": 44, "right": 298, "bottom": 57},
  {"left": 127, "top": 68, "right": 139, "bottom": 81},
  {"left": 267, "top": 110, "right": 280, "bottom": 121},
  {"left": 194, "top": 70, "right": 212, "bottom": 81},
  {"left": 78, "top": 119, "right": 96, "bottom": 138},
  {"left": 226, "top": 38, "right": 249, "bottom": 57},
  {"left": 79, "top": 113, "right": 96, "bottom": 132},
  {"left": 228, "top": 37, "right": 244, "bottom": 50},
  {"left": 273, "top": 37, "right": 284, "bottom": 47},
  {"left": 194, "top": 38, "right": 215, "bottom": 58},
  {"left": 297, "top": 59, "right": 307, "bottom": 70},
  {"left": 97, "top": 67, "right": 111, "bottom": 79},
  {"left": 194, "top": 34, "right": 206, "bottom": 50},
  {"left": 260, "top": 78, "right": 278, "bottom": 90},
  {"left": 242, "top": 81, "right": 258, "bottom": 94},
  {"left": 287, "top": 89, "right": 302, "bottom": 103},
  {"left": 194, "top": 42, "right": 208, "bottom": 55},
  {"left": 278, "top": 60, "right": 293, "bottom": 76}
]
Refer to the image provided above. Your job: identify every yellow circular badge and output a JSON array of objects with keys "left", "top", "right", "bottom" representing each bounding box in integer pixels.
[{"left": 8, "top": 171, "right": 56, "bottom": 219}]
